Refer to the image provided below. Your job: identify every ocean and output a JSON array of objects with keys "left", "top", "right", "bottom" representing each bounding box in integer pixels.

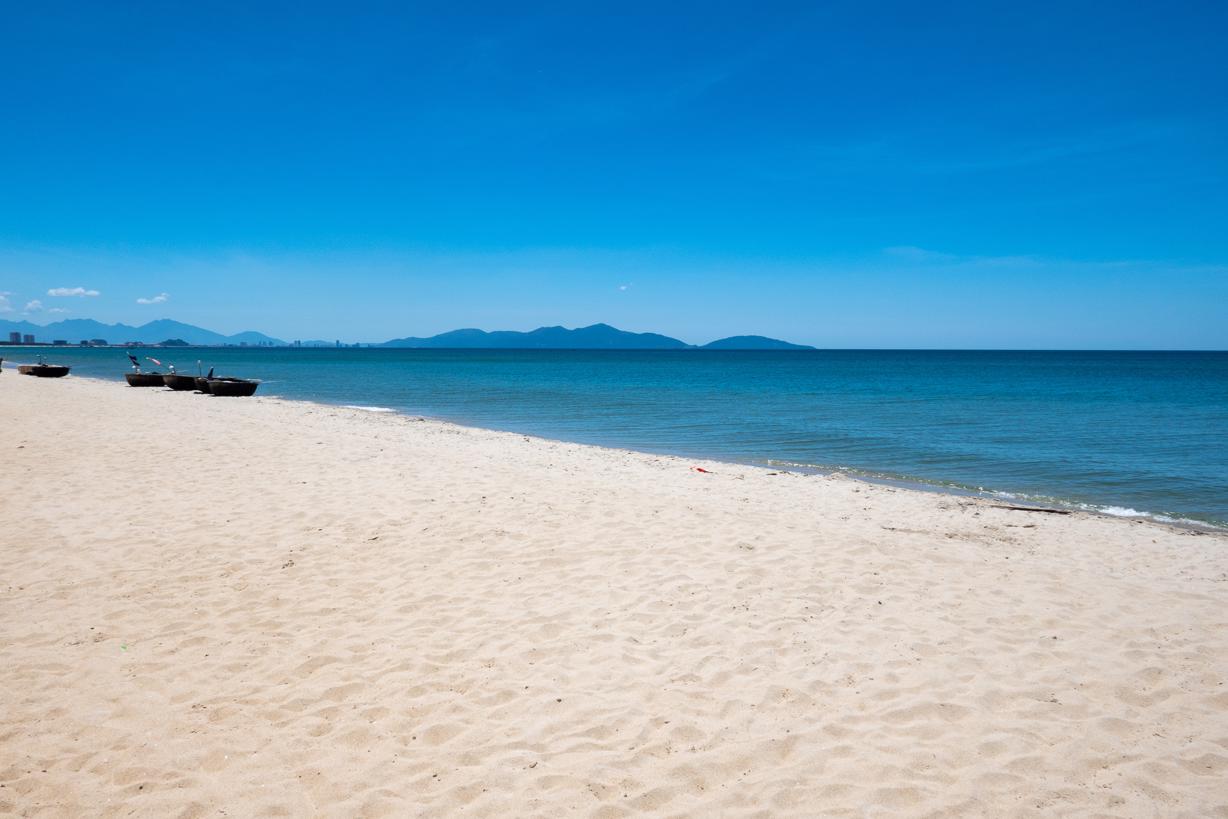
[{"left": 10, "top": 347, "right": 1228, "bottom": 528}]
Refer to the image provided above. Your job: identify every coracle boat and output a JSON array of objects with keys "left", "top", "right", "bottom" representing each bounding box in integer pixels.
[
  {"left": 18, "top": 363, "right": 71, "bottom": 378},
  {"left": 195, "top": 366, "right": 216, "bottom": 393},
  {"left": 206, "top": 378, "right": 260, "bottom": 397},
  {"left": 125, "top": 371, "right": 165, "bottom": 387},
  {"left": 126, "top": 354, "right": 168, "bottom": 387},
  {"left": 162, "top": 373, "right": 199, "bottom": 391}
]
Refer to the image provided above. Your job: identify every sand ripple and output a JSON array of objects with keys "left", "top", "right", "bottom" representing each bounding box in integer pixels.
[{"left": 2, "top": 376, "right": 1227, "bottom": 817}]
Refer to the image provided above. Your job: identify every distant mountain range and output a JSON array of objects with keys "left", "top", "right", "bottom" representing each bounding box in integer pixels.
[
  {"left": 384, "top": 323, "right": 685, "bottom": 349},
  {"left": 0, "top": 318, "right": 284, "bottom": 346},
  {"left": 380, "top": 324, "right": 814, "bottom": 350},
  {"left": 1, "top": 318, "right": 812, "bottom": 350}
]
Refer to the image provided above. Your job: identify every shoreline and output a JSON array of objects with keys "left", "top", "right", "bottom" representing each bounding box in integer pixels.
[
  {"left": 4, "top": 373, "right": 1228, "bottom": 816},
  {"left": 63, "top": 369, "right": 1228, "bottom": 534}
]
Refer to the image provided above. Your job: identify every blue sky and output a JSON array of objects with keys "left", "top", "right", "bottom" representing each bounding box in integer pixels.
[{"left": 1, "top": 1, "right": 1225, "bottom": 347}]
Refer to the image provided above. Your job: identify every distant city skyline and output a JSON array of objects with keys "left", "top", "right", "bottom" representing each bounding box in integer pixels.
[{"left": 2, "top": 3, "right": 1226, "bottom": 348}]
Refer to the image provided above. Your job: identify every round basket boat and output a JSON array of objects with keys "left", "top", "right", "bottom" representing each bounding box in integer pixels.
[
  {"left": 18, "top": 364, "right": 71, "bottom": 378},
  {"left": 162, "top": 373, "right": 199, "bottom": 391},
  {"left": 125, "top": 371, "right": 165, "bottom": 387},
  {"left": 207, "top": 378, "right": 260, "bottom": 397}
]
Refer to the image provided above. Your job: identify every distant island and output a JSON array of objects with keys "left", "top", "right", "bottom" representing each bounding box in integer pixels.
[
  {"left": 698, "top": 335, "right": 814, "bottom": 351},
  {"left": 380, "top": 324, "right": 814, "bottom": 349},
  {"left": 378, "top": 324, "right": 810, "bottom": 348},
  {"left": 0, "top": 318, "right": 813, "bottom": 350}
]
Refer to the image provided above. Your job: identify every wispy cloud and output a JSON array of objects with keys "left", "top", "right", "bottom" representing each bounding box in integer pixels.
[
  {"left": 48, "top": 307, "right": 70, "bottom": 314},
  {"left": 23, "top": 299, "right": 44, "bottom": 312},
  {"left": 48, "top": 286, "right": 100, "bottom": 297},
  {"left": 0, "top": 291, "right": 12, "bottom": 313},
  {"left": 618, "top": 283, "right": 632, "bottom": 291},
  {"left": 137, "top": 292, "right": 170, "bottom": 305}
]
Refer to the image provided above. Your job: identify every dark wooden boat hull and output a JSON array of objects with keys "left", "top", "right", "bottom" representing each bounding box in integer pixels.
[
  {"left": 18, "top": 364, "right": 71, "bottom": 378},
  {"left": 162, "top": 374, "right": 199, "bottom": 390},
  {"left": 207, "top": 378, "right": 260, "bottom": 397},
  {"left": 125, "top": 372, "right": 165, "bottom": 387},
  {"left": 195, "top": 377, "right": 212, "bottom": 393}
]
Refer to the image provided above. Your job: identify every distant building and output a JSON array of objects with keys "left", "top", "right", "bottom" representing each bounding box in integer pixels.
[
  {"left": 7, "top": 332, "right": 19, "bottom": 344},
  {"left": 53, "top": 339, "right": 68, "bottom": 345},
  {"left": 89, "top": 338, "right": 108, "bottom": 346},
  {"left": 22, "top": 334, "right": 35, "bottom": 344}
]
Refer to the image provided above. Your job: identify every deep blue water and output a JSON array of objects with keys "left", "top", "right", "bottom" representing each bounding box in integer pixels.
[{"left": 9, "top": 347, "right": 1228, "bottom": 527}]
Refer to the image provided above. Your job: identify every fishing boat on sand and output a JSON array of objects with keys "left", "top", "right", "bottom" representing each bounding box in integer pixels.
[
  {"left": 125, "top": 371, "right": 166, "bottom": 387},
  {"left": 206, "top": 377, "right": 260, "bottom": 397},
  {"left": 18, "top": 357, "right": 71, "bottom": 378},
  {"left": 192, "top": 363, "right": 259, "bottom": 396},
  {"left": 147, "top": 357, "right": 199, "bottom": 390},
  {"left": 195, "top": 366, "right": 215, "bottom": 392},
  {"left": 163, "top": 373, "right": 199, "bottom": 390},
  {"left": 125, "top": 354, "right": 166, "bottom": 386},
  {"left": 19, "top": 363, "right": 71, "bottom": 377}
]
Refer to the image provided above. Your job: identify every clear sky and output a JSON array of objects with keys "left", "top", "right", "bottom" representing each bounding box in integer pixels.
[{"left": 1, "top": 1, "right": 1225, "bottom": 347}]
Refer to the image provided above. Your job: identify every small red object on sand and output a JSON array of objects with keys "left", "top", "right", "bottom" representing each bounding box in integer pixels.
[{"left": 693, "top": 467, "right": 713, "bottom": 473}]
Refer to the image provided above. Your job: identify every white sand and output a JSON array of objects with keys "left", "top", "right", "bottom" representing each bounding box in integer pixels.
[{"left": 2, "top": 373, "right": 1227, "bottom": 817}]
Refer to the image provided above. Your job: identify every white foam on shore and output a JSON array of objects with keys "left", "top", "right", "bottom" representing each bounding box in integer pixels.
[
  {"left": 762, "top": 462, "right": 1226, "bottom": 529},
  {"left": 343, "top": 405, "right": 396, "bottom": 413},
  {"left": 1098, "top": 506, "right": 1148, "bottom": 517}
]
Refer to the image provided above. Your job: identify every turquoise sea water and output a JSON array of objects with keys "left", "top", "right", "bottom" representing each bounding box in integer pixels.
[{"left": 9, "top": 348, "right": 1228, "bottom": 528}]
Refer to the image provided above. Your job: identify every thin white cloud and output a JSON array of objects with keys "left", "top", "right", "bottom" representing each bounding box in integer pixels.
[
  {"left": 136, "top": 292, "right": 170, "bottom": 305},
  {"left": 24, "top": 299, "right": 44, "bottom": 312},
  {"left": 48, "top": 286, "right": 100, "bottom": 297},
  {"left": 0, "top": 291, "right": 12, "bottom": 313},
  {"left": 618, "top": 283, "right": 632, "bottom": 291},
  {"left": 48, "top": 307, "right": 70, "bottom": 314}
]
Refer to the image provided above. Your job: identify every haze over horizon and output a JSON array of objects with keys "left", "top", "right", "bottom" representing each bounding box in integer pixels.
[{"left": 2, "top": 3, "right": 1226, "bottom": 349}]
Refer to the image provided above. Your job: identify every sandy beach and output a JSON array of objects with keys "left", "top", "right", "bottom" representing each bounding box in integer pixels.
[{"left": 2, "top": 373, "right": 1226, "bottom": 818}]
